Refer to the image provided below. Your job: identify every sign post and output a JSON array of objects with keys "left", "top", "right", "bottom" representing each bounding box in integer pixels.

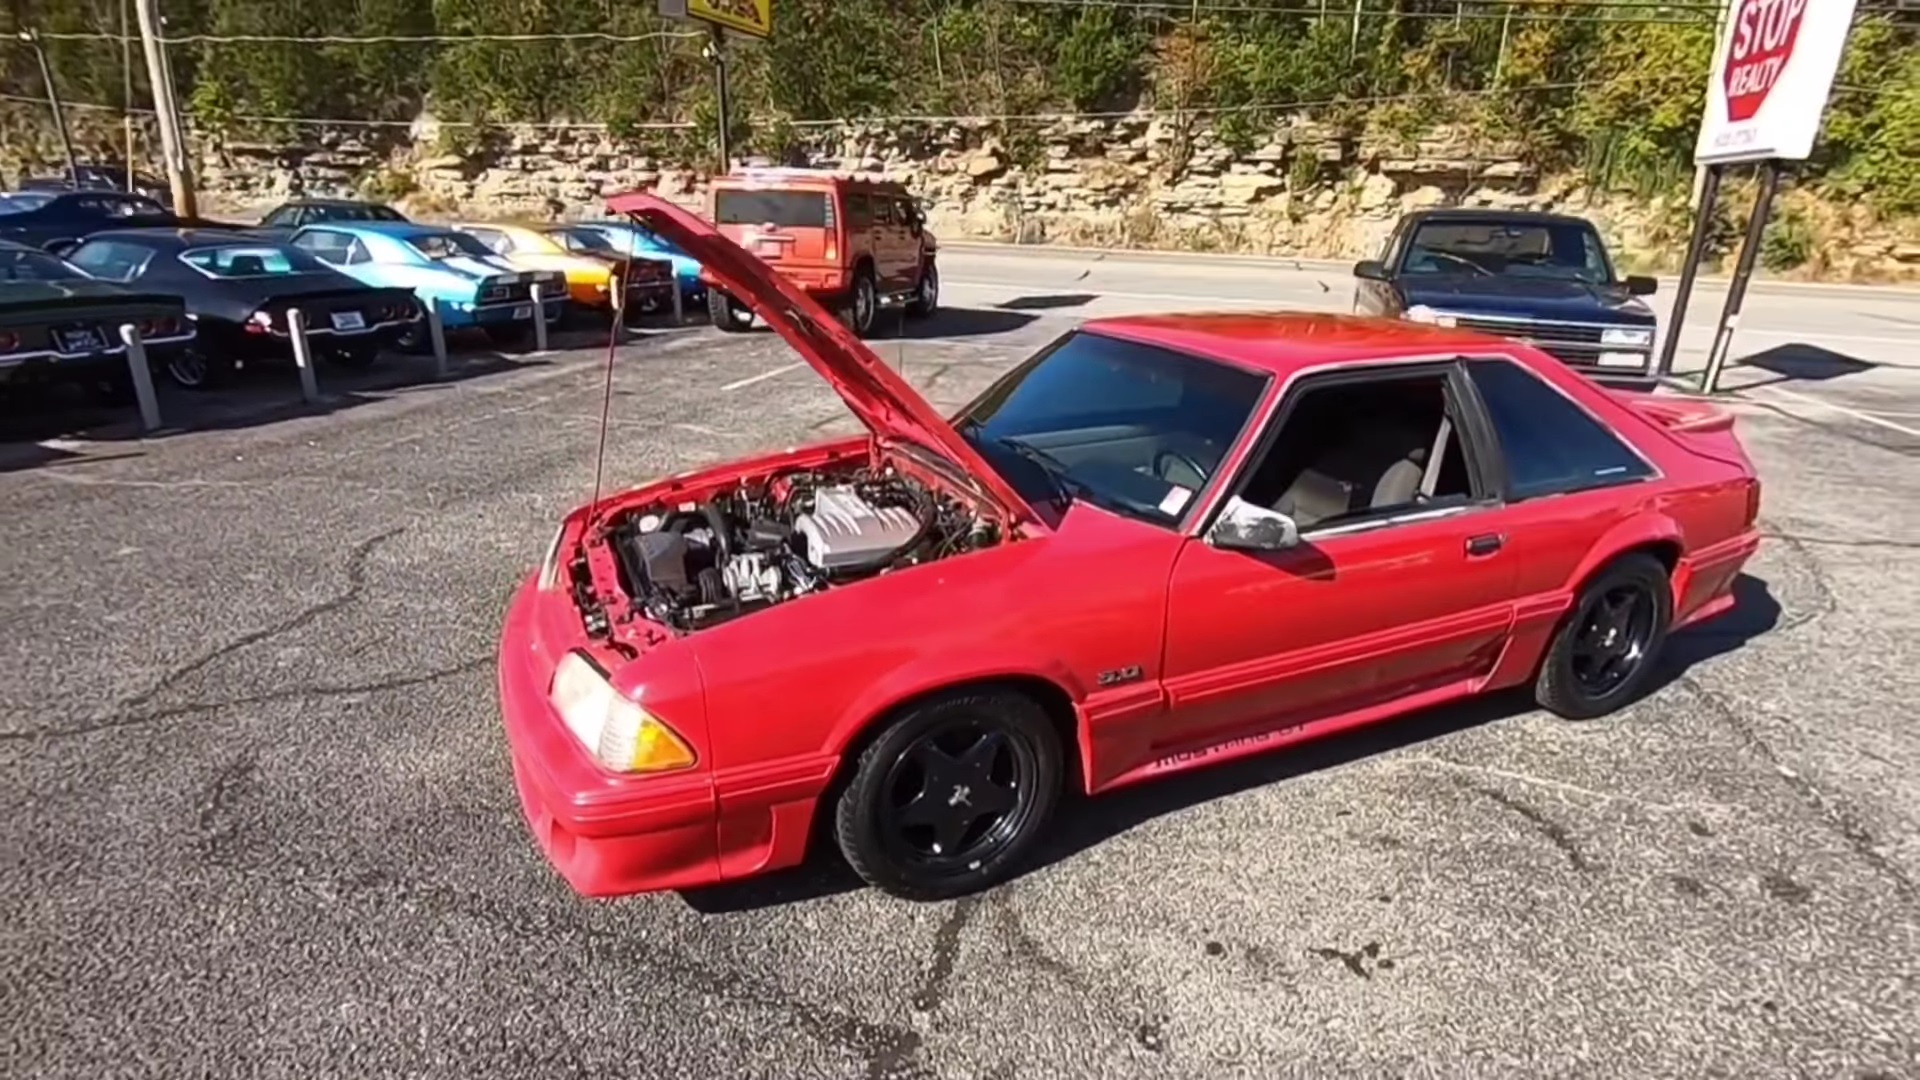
[
  {"left": 661, "top": 0, "right": 771, "bottom": 174},
  {"left": 1662, "top": 0, "right": 1858, "bottom": 394}
]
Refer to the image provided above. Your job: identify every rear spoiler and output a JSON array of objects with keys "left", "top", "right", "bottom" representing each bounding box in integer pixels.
[{"left": 1611, "top": 390, "right": 1735, "bottom": 434}]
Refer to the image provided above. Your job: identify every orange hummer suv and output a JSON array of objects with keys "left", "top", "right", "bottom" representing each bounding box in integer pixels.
[{"left": 701, "top": 167, "right": 939, "bottom": 338}]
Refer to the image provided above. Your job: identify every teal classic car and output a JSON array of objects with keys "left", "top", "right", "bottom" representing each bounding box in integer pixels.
[
  {"left": 571, "top": 219, "right": 705, "bottom": 306},
  {"left": 288, "top": 221, "right": 566, "bottom": 348}
]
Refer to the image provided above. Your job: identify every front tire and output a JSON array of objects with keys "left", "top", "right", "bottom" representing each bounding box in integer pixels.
[
  {"left": 833, "top": 688, "right": 1063, "bottom": 901},
  {"left": 1534, "top": 552, "right": 1674, "bottom": 720}
]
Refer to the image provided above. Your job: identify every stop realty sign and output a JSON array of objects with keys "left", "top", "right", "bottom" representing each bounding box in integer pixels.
[{"left": 1695, "top": 0, "right": 1859, "bottom": 164}]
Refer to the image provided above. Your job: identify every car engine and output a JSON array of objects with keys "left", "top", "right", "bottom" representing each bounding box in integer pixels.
[{"left": 606, "top": 466, "right": 1000, "bottom": 632}]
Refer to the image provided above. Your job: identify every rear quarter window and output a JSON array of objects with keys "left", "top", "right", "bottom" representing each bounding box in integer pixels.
[
  {"left": 1467, "top": 358, "right": 1655, "bottom": 499},
  {"left": 713, "top": 190, "right": 831, "bottom": 229}
]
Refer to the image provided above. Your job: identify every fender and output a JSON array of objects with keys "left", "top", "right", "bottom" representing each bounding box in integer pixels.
[
  {"left": 1566, "top": 511, "right": 1684, "bottom": 596},
  {"left": 825, "top": 647, "right": 1091, "bottom": 759}
]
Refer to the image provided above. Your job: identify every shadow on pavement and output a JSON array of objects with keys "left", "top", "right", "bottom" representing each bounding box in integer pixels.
[
  {"left": 1733, "top": 342, "right": 1878, "bottom": 388},
  {"left": 886, "top": 306, "right": 1039, "bottom": 340},
  {"left": 995, "top": 292, "right": 1100, "bottom": 312},
  {"left": 681, "top": 573, "right": 1785, "bottom": 914}
]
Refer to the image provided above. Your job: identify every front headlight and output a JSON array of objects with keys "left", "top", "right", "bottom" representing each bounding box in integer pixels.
[
  {"left": 548, "top": 652, "right": 697, "bottom": 774},
  {"left": 1404, "top": 305, "right": 1457, "bottom": 327},
  {"left": 1601, "top": 327, "right": 1653, "bottom": 347}
]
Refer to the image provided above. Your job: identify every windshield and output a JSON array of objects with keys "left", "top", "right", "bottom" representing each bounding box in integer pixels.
[
  {"left": 181, "top": 245, "right": 320, "bottom": 277},
  {"left": 0, "top": 247, "right": 85, "bottom": 282},
  {"left": 407, "top": 231, "right": 496, "bottom": 260},
  {"left": 554, "top": 227, "right": 616, "bottom": 253},
  {"left": 955, "top": 330, "right": 1267, "bottom": 528},
  {"left": 1402, "top": 220, "right": 1616, "bottom": 284}
]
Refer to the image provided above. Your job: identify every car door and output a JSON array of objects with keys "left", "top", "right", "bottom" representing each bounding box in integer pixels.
[
  {"left": 1157, "top": 360, "right": 1521, "bottom": 755},
  {"left": 1354, "top": 219, "right": 1410, "bottom": 317}
]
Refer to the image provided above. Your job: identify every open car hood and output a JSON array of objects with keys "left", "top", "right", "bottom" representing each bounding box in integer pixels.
[{"left": 604, "top": 192, "right": 1038, "bottom": 530}]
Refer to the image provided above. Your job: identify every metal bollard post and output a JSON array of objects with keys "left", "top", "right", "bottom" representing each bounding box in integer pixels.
[
  {"left": 609, "top": 276, "right": 626, "bottom": 343},
  {"left": 287, "top": 307, "right": 319, "bottom": 403},
  {"left": 671, "top": 278, "right": 684, "bottom": 326},
  {"left": 530, "top": 283, "right": 549, "bottom": 353},
  {"left": 427, "top": 302, "right": 449, "bottom": 379},
  {"left": 117, "top": 323, "right": 162, "bottom": 432}
]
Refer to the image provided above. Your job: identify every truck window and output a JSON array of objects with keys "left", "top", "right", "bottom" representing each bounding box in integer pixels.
[{"left": 714, "top": 191, "right": 830, "bottom": 229}]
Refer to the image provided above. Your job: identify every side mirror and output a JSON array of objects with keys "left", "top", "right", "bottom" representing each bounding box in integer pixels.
[
  {"left": 1353, "top": 259, "right": 1388, "bottom": 281},
  {"left": 1624, "top": 274, "right": 1658, "bottom": 296},
  {"left": 1205, "top": 496, "right": 1300, "bottom": 552}
]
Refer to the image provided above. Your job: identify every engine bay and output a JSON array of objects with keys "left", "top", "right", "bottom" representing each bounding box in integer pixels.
[{"left": 594, "top": 462, "right": 1002, "bottom": 633}]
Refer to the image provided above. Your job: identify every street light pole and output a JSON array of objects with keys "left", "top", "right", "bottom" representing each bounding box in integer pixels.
[
  {"left": 133, "top": 0, "right": 198, "bottom": 217},
  {"left": 20, "top": 30, "right": 80, "bottom": 185}
]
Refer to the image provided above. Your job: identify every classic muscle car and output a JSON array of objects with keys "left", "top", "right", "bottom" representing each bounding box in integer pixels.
[
  {"left": 1354, "top": 209, "right": 1661, "bottom": 386},
  {"left": 63, "top": 229, "right": 418, "bottom": 389},
  {"left": 252, "top": 198, "right": 408, "bottom": 240},
  {"left": 570, "top": 219, "right": 705, "bottom": 306},
  {"left": 288, "top": 222, "right": 566, "bottom": 348},
  {"left": 494, "top": 193, "right": 1764, "bottom": 903},
  {"left": 451, "top": 221, "right": 676, "bottom": 316},
  {"left": 0, "top": 239, "right": 193, "bottom": 401}
]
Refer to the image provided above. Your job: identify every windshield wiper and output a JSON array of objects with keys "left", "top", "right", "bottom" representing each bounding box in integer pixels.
[{"left": 993, "top": 436, "right": 1084, "bottom": 509}]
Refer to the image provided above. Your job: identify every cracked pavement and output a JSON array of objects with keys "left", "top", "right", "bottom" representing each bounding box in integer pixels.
[{"left": 5, "top": 250, "right": 1919, "bottom": 1079}]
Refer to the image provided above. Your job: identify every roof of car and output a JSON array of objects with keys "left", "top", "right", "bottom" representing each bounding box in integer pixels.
[
  {"left": 79, "top": 228, "right": 279, "bottom": 249},
  {"left": 1080, "top": 312, "right": 1521, "bottom": 377},
  {"left": 298, "top": 221, "right": 450, "bottom": 239},
  {"left": 1398, "top": 208, "right": 1601, "bottom": 228},
  {"left": 280, "top": 198, "right": 390, "bottom": 208}
]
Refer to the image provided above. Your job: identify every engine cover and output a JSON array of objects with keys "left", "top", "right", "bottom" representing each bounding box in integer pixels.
[{"left": 794, "top": 485, "right": 920, "bottom": 570}]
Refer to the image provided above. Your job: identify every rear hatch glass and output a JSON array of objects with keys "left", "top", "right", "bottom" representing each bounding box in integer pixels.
[{"left": 712, "top": 189, "right": 834, "bottom": 265}]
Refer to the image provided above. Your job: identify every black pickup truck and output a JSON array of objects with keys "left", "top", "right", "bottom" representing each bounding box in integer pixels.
[{"left": 1353, "top": 209, "right": 1661, "bottom": 385}]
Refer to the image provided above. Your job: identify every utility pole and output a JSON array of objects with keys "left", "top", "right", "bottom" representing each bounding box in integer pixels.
[
  {"left": 20, "top": 30, "right": 80, "bottom": 185},
  {"left": 133, "top": 0, "right": 197, "bottom": 218},
  {"left": 704, "top": 24, "right": 731, "bottom": 175},
  {"left": 122, "top": 0, "right": 136, "bottom": 189}
]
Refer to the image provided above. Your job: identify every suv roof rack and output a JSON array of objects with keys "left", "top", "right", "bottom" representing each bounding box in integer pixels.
[{"left": 729, "top": 165, "right": 896, "bottom": 184}]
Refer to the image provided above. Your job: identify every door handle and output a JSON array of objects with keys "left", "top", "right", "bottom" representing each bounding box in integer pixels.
[{"left": 1465, "top": 533, "right": 1505, "bottom": 557}]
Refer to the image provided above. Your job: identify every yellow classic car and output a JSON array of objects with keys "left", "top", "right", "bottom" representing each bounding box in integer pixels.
[{"left": 449, "top": 222, "right": 677, "bottom": 315}]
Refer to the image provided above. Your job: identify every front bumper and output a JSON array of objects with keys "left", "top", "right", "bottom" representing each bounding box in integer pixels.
[{"left": 496, "top": 578, "right": 722, "bottom": 896}]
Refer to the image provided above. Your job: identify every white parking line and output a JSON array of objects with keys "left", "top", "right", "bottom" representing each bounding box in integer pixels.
[
  {"left": 721, "top": 361, "right": 804, "bottom": 391},
  {"left": 1746, "top": 384, "right": 1920, "bottom": 439}
]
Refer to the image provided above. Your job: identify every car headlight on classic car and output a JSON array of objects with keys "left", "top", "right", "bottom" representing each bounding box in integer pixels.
[
  {"left": 548, "top": 651, "right": 696, "bottom": 774},
  {"left": 1403, "top": 305, "right": 1457, "bottom": 327},
  {"left": 1600, "top": 327, "right": 1654, "bottom": 348}
]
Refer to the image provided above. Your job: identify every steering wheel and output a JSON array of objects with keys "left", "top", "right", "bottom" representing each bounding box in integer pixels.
[{"left": 1153, "top": 449, "right": 1209, "bottom": 489}]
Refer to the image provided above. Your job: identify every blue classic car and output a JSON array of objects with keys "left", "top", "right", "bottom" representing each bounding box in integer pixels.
[
  {"left": 287, "top": 221, "right": 566, "bottom": 348},
  {"left": 571, "top": 219, "right": 704, "bottom": 305}
]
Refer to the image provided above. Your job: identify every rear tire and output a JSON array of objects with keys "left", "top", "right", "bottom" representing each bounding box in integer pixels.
[
  {"left": 164, "top": 347, "right": 234, "bottom": 391},
  {"left": 1534, "top": 553, "right": 1674, "bottom": 720},
  {"left": 906, "top": 260, "right": 939, "bottom": 319},
  {"left": 845, "top": 268, "right": 879, "bottom": 338},
  {"left": 833, "top": 688, "right": 1063, "bottom": 901},
  {"left": 707, "top": 289, "right": 752, "bottom": 332}
]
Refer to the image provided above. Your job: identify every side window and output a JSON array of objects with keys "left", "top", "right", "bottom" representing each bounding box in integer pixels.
[
  {"left": 464, "top": 228, "right": 510, "bottom": 254},
  {"left": 872, "top": 195, "right": 894, "bottom": 226},
  {"left": 1239, "top": 368, "right": 1476, "bottom": 533},
  {"left": 262, "top": 207, "right": 294, "bottom": 228},
  {"left": 895, "top": 197, "right": 921, "bottom": 231},
  {"left": 344, "top": 239, "right": 370, "bottom": 265},
  {"left": 845, "top": 193, "right": 872, "bottom": 230},
  {"left": 67, "top": 240, "right": 150, "bottom": 282},
  {"left": 1467, "top": 358, "right": 1654, "bottom": 499},
  {"left": 1379, "top": 220, "right": 1408, "bottom": 267}
]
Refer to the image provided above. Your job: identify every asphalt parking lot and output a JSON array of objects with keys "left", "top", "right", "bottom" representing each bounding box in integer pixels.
[{"left": 5, "top": 248, "right": 1918, "bottom": 1079}]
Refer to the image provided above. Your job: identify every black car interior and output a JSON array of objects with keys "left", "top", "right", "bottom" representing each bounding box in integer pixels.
[{"left": 1239, "top": 374, "right": 1473, "bottom": 531}]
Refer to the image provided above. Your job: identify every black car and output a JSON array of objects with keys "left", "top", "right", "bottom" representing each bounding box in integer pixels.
[
  {"left": 1353, "top": 209, "right": 1661, "bottom": 385},
  {"left": 0, "top": 240, "right": 194, "bottom": 403},
  {"left": 61, "top": 229, "right": 420, "bottom": 390},
  {"left": 252, "top": 198, "right": 409, "bottom": 240},
  {"left": 0, "top": 190, "right": 228, "bottom": 251},
  {"left": 17, "top": 164, "right": 171, "bottom": 204}
]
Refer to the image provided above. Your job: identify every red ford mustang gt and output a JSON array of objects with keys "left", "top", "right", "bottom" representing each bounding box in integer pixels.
[{"left": 497, "top": 193, "right": 1762, "bottom": 902}]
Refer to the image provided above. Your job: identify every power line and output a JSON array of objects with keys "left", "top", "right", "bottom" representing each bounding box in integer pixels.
[{"left": 22, "top": 30, "right": 703, "bottom": 45}]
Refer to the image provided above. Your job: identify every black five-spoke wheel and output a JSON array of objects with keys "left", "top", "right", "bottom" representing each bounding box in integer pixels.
[
  {"left": 835, "top": 689, "right": 1063, "bottom": 900},
  {"left": 1535, "top": 552, "right": 1674, "bottom": 720}
]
